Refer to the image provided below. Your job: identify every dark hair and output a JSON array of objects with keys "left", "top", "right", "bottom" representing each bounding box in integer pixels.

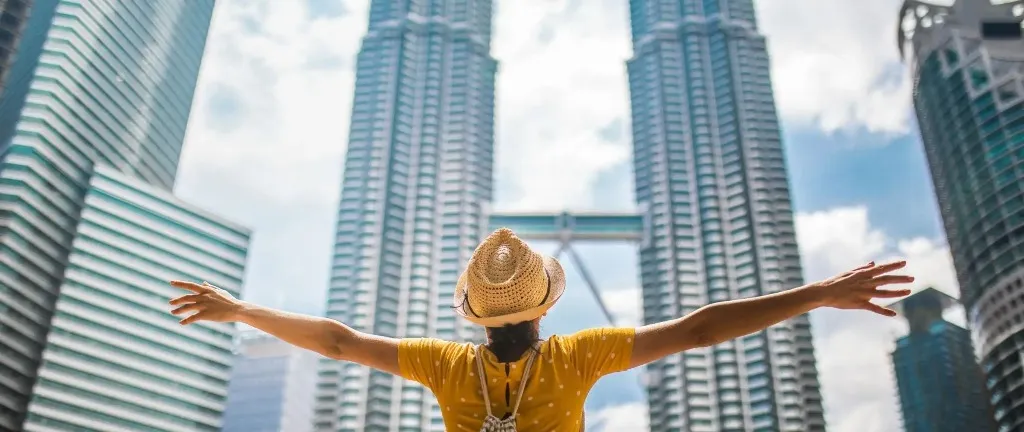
[{"left": 486, "top": 321, "right": 540, "bottom": 363}]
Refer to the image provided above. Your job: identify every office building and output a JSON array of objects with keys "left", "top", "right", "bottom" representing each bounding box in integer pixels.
[
  {"left": 0, "top": 0, "right": 223, "bottom": 429},
  {"left": 319, "top": 1, "right": 824, "bottom": 431},
  {"left": 0, "top": 0, "right": 32, "bottom": 93},
  {"left": 223, "top": 331, "right": 318, "bottom": 432},
  {"left": 898, "top": 0, "right": 1024, "bottom": 429},
  {"left": 21, "top": 165, "right": 250, "bottom": 431},
  {"left": 314, "top": 1, "right": 497, "bottom": 431},
  {"left": 625, "top": 1, "right": 825, "bottom": 431},
  {"left": 890, "top": 288, "right": 996, "bottom": 432}
]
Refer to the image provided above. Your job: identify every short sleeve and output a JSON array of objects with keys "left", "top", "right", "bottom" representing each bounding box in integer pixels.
[
  {"left": 563, "top": 327, "right": 636, "bottom": 383},
  {"left": 398, "top": 338, "right": 460, "bottom": 391}
]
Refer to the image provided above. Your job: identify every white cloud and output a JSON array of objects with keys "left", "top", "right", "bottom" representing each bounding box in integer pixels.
[
  {"left": 795, "top": 205, "right": 958, "bottom": 432},
  {"left": 600, "top": 288, "right": 643, "bottom": 328},
  {"left": 492, "top": 0, "right": 633, "bottom": 210},
  {"left": 757, "top": 0, "right": 914, "bottom": 134},
  {"left": 587, "top": 401, "right": 649, "bottom": 432},
  {"left": 175, "top": 0, "right": 638, "bottom": 311},
  {"left": 795, "top": 206, "right": 957, "bottom": 295},
  {"left": 175, "top": 0, "right": 368, "bottom": 312}
]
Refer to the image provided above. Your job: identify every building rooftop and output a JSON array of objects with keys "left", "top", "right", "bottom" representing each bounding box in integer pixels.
[{"left": 889, "top": 287, "right": 961, "bottom": 333}]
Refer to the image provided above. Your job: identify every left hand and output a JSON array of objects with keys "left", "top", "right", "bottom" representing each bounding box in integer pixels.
[
  {"left": 811, "top": 260, "right": 915, "bottom": 317},
  {"left": 168, "top": 280, "right": 246, "bottom": 325}
]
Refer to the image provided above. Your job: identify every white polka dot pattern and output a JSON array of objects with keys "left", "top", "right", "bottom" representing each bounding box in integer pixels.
[{"left": 397, "top": 327, "right": 637, "bottom": 431}]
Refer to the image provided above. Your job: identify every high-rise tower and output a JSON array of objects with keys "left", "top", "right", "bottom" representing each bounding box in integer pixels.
[
  {"left": 0, "top": 0, "right": 33, "bottom": 94},
  {"left": 625, "top": 1, "right": 825, "bottom": 431},
  {"left": 223, "top": 332, "right": 318, "bottom": 432},
  {"left": 889, "top": 288, "right": 996, "bottom": 432},
  {"left": 898, "top": 1, "right": 1024, "bottom": 430},
  {"left": 0, "top": 0, "right": 242, "bottom": 429},
  {"left": 314, "top": 1, "right": 497, "bottom": 431}
]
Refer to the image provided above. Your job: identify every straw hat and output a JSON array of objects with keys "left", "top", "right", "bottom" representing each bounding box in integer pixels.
[{"left": 453, "top": 228, "right": 566, "bottom": 327}]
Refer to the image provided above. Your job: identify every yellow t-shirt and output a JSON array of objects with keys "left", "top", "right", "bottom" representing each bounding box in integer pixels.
[{"left": 398, "top": 327, "right": 636, "bottom": 432}]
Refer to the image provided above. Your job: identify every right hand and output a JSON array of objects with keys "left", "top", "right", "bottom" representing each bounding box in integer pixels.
[
  {"left": 168, "top": 280, "right": 247, "bottom": 325},
  {"left": 810, "top": 260, "right": 914, "bottom": 317}
]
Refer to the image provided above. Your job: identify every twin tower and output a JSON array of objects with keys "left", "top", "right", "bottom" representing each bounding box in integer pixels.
[{"left": 315, "top": 1, "right": 823, "bottom": 432}]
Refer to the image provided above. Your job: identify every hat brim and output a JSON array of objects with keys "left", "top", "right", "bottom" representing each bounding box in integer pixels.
[{"left": 453, "top": 255, "right": 566, "bottom": 327}]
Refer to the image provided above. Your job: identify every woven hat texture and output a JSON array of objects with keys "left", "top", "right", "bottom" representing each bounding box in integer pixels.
[{"left": 454, "top": 228, "right": 566, "bottom": 327}]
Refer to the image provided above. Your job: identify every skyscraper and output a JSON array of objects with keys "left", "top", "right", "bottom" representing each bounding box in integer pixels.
[
  {"left": 889, "top": 288, "right": 996, "bottom": 432},
  {"left": 0, "top": 0, "right": 226, "bottom": 429},
  {"left": 898, "top": 1, "right": 1024, "bottom": 429},
  {"left": 314, "top": 1, "right": 497, "bottom": 431},
  {"left": 625, "top": 1, "right": 825, "bottom": 431},
  {"left": 21, "top": 165, "right": 250, "bottom": 431},
  {"left": 0, "top": 0, "right": 32, "bottom": 93},
  {"left": 224, "top": 331, "right": 318, "bottom": 432},
  {"left": 321, "top": 1, "right": 824, "bottom": 431}
]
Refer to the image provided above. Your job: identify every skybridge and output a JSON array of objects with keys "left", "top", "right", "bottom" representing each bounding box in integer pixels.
[{"left": 485, "top": 209, "right": 650, "bottom": 326}]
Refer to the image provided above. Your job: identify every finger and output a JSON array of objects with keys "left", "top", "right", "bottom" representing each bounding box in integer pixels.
[
  {"left": 202, "top": 281, "right": 229, "bottom": 294},
  {"left": 170, "top": 280, "right": 214, "bottom": 294},
  {"left": 180, "top": 311, "right": 208, "bottom": 325},
  {"left": 870, "top": 288, "right": 913, "bottom": 298},
  {"left": 863, "top": 260, "right": 907, "bottom": 276},
  {"left": 862, "top": 302, "right": 897, "bottom": 317},
  {"left": 869, "top": 275, "right": 915, "bottom": 286},
  {"left": 852, "top": 261, "right": 875, "bottom": 271},
  {"left": 171, "top": 303, "right": 204, "bottom": 316},
  {"left": 169, "top": 294, "right": 203, "bottom": 305}
]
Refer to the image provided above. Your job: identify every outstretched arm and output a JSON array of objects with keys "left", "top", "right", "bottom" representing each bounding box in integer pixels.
[
  {"left": 629, "top": 260, "right": 914, "bottom": 369},
  {"left": 168, "top": 281, "right": 400, "bottom": 375}
]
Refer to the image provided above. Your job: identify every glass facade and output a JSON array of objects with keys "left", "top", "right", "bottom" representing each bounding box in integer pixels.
[
  {"left": 0, "top": 0, "right": 218, "bottom": 429},
  {"left": 890, "top": 288, "right": 996, "bottom": 432},
  {"left": 223, "top": 333, "right": 318, "bottom": 432},
  {"left": 899, "top": 1, "right": 1024, "bottom": 430},
  {"left": 626, "top": 1, "right": 824, "bottom": 431},
  {"left": 894, "top": 321, "right": 996, "bottom": 432},
  {"left": 892, "top": 323, "right": 995, "bottom": 432},
  {"left": 315, "top": 1, "right": 497, "bottom": 431},
  {"left": 22, "top": 165, "right": 250, "bottom": 431},
  {"left": 0, "top": 0, "right": 32, "bottom": 94}
]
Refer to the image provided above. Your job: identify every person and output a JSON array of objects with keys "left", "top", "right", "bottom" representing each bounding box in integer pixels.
[{"left": 168, "top": 228, "right": 913, "bottom": 432}]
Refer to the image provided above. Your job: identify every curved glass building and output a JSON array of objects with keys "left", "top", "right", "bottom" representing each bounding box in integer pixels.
[
  {"left": 899, "top": 0, "right": 1024, "bottom": 429},
  {"left": 0, "top": 0, "right": 236, "bottom": 430}
]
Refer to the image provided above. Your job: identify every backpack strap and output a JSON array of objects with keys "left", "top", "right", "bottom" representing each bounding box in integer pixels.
[
  {"left": 508, "top": 342, "right": 540, "bottom": 418},
  {"left": 474, "top": 345, "right": 494, "bottom": 418}
]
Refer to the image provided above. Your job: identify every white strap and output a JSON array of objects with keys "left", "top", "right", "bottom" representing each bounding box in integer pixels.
[
  {"left": 474, "top": 345, "right": 494, "bottom": 417},
  {"left": 510, "top": 345, "right": 539, "bottom": 416}
]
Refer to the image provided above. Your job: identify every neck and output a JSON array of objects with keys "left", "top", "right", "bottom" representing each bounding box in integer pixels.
[{"left": 484, "top": 321, "right": 539, "bottom": 362}]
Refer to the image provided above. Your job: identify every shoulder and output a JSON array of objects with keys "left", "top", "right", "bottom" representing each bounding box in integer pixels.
[
  {"left": 553, "top": 328, "right": 637, "bottom": 377},
  {"left": 545, "top": 327, "right": 636, "bottom": 358},
  {"left": 400, "top": 338, "right": 474, "bottom": 358},
  {"left": 553, "top": 327, "right": 636, "bottom": 344},
  {"left": 396, "top": 338, "right": 475, "bottom": 385}
]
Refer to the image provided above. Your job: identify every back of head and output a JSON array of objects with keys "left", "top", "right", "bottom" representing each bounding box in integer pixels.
[{"left": 486, "top": 320, "right": 540, "bottom": 363}]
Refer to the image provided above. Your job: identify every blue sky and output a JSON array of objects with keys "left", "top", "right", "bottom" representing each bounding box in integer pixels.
[
  {"left": 173, "top": 1, "right": 960, "bottom": 431},
  {"left": 784, "top": 127, "right": 944, "bottom": 240}
]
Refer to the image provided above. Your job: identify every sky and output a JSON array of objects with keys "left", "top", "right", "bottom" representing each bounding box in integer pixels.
[{"left": 173, "top": 0, "right": 962, "bottom": 431}]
